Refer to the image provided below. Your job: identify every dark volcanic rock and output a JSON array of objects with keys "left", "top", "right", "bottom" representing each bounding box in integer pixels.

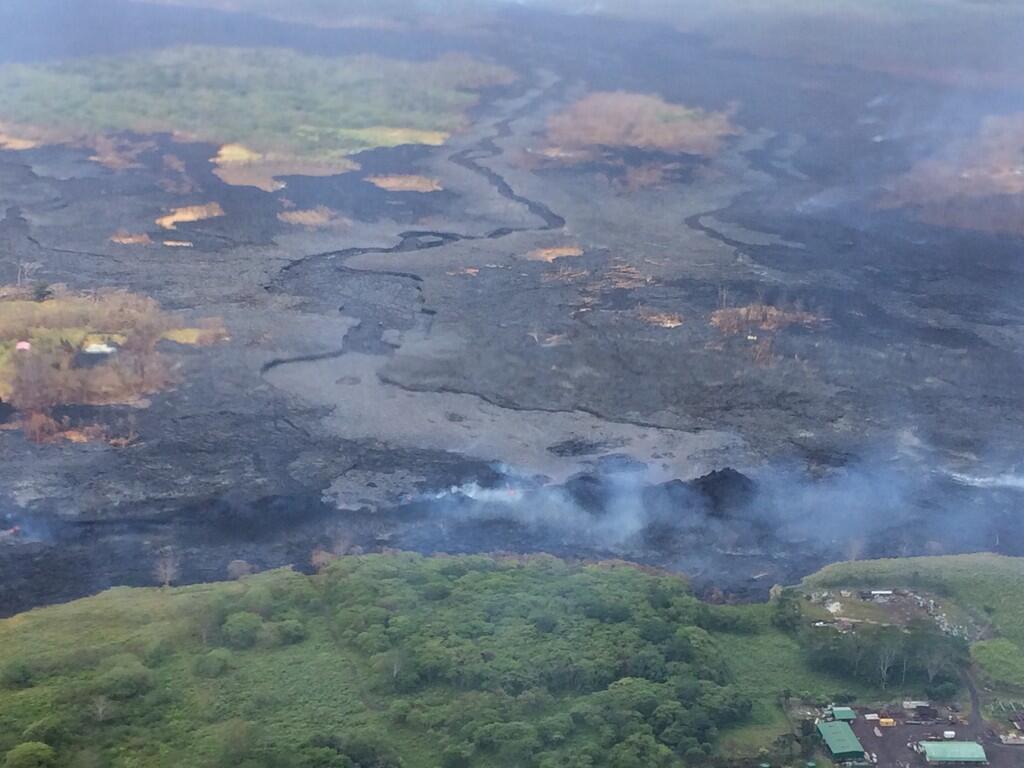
[
  {"left": 687, "top": 468, "right": 756, "bottom": 518},
  {"left": 562, "top": 474, "right": 612, "bottom": 514}
]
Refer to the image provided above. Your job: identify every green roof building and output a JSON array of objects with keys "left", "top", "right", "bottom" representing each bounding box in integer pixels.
[
  {"left": 817, "top": 721, "right": 865, "bottom": 762},
  {"left": 830, "top": 706, "right": 857, "bottom": 721},
  {"left": 920, "top": 741, "right": 988, "bottom": 764}
]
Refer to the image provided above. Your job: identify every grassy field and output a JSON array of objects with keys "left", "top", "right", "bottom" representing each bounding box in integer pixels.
[
  {"left": 0, "top": 47, "right": 514, "bottom": 175},
  {"left": 0, "top": 554, "right": 891, "bottom": 768},
  {"left": 803, "top": 554, "right": 1024, "bottom": 688},
  {"left": 714, "top": 603, "right": 881, "bottom": 757}
]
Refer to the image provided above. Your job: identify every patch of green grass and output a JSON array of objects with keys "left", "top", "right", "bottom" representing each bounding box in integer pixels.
[
  {"left": 720, "top": 627, "right": 877, "bottom": 704},
  {"left": 717, "top": 714, "right": 789, "bottom": 758},
  {"left": 971, "top": 639, "right": 1024, "bottom": 688}
]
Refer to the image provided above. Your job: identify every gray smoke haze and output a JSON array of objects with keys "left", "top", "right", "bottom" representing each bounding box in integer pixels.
[{"left": 418, "top": 449, "right": 1021, "bottom": 562}]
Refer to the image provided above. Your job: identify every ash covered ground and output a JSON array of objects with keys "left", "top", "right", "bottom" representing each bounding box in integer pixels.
[{"left": 2, "top": 0, "right": 1023, "bottom": 615}]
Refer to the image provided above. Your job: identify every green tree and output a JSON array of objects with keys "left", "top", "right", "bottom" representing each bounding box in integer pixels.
[
  {"left": 222, "top": 612, "right": 264, "bottom": 649},
  {"left": 20, "top": 717, "right": 68, "bottom": 747},
  {"left": 440, "top": 745, "right": 472, "bottom": 768},
  {"left": 328, "top": 729, "right": 404, "bottom": 768},
  {"left": 4, "top": 742, "right": 56, "bottom": 768},
  {"left": 274, "top": 619, "right": 307, "bottom": 645},
  {"left": 193, "top": 649, "right": 233, "bottom": 678},
  {"left": 603, "top": 678, "right": 664, "bottom": 717},
  {"left": 1, "top": 660, "right": 35, "bottom": 689},
  {"left": 771, "top": 589, "right": 803, "bottom": 632},
  {"left": 216, "top": 719, "right": 259, "bottom": 767},
  {"left": 607, "top": 732, "right": 675, "bottom": 768},
  {"left": 96, "top": 659, "right": 155, "bottom": 700},
  {"left": 473, "top": 721, "right": 540, "bottom": 761}
]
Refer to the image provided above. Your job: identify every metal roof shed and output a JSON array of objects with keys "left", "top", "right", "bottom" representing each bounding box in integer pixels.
[
  {"left": 817, "top": 721, "right": 864, "bottom": 761},
  {"left": 830, "top": 706, "right": 857, "bottom": 721},
  {"left": 920, "top": 741, "right": 988, "bottom": 764}
]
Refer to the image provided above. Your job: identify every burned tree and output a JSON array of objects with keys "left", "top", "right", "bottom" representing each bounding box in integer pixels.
[{"left": 154, "top": 547, "right": 180, "bottom": 588}]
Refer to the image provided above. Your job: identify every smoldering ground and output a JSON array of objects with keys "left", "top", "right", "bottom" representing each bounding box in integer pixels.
[{"left": 395, "top": 449, "right": 1023, "bottom": 590}]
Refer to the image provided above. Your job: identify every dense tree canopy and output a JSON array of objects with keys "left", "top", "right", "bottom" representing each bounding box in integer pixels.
[{"left": 0, "top": 554, "right": 882, "bottom": 768}]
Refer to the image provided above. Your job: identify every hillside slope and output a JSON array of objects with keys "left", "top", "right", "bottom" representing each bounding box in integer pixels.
[{"left": 804, "top": 553, "right": 1024, "bottom": 688}]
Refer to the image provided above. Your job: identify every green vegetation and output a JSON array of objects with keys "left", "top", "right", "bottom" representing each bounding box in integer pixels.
[
  {"left": 798, "top": 619, "right": 966, "bottom": 699},
  {"left": 0, "top": 47, "right": 515, "bottom": 163},
  {"left": 971, "top": 639, "right": 1024, "bottom": 690},
  {"left": 0, "top": 554, "right": 882, "bottom": 768},
  {"left": 804, "top": 554, "right": 1024, "bottom": 688},
  {"left": 715, "top": 604, "right": 878, "bottom": 758}
]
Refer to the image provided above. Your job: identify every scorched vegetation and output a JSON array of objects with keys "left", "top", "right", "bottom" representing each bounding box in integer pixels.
[
  {"left": 0, "top": 284, "right": 225, "bottom": 442},
  {"left": 542, "top": 92, "right": 738, "bottom": 161}
]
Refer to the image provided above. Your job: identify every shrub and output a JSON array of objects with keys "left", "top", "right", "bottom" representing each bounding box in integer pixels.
[
  {"left": 421, "top": 583, "right": 451, "bottom": 601},
  {"left": 472, "top": 721, "right": 540, "bottom": 758},
  {"left": 4, "top": 742, "right": 56, "bottom": 768},
  {"left": 297, "top": 746, "right": 354, "bottom": 768},
  {"left": 96, "top": 660, "right": 154, "bottom": 700},
  {"left": 683, "top": 746, "right": 708, "bottom": 765},
  {"left": 193, "top": 649, "right": 233, "bottom": 678},
  {"left": 1, "top": 660, "right": 36, "bottom": 689},
  {"left": 222, "top": 612, "right": 264, "bottom": 649},
  {"left": 240, "top": 586, "right": 276, "bottom": 618},
  {"left": 314, "top": 731, "right": 404, "bottom": 768},
  {"left": 582, "top": 599, "right": 630, "bottom": 623},
  {"left": 538, "top": 713, "right": 573, "bottom": 745},
  {"left": 242, "top": 690, "right": 285, "bottom": 719},
  {"left": 20, "top": 717, "right": 67, "bottom": 747},
  {"left": 440, "top": 745, "right": 472, "bottom": 768},
  {"left": 215, "top": 719, "right": 259, "bottom": 767},
  {"left": 531, "top": 612, "right": 558, "bottom": 633},
  {"left": 927, "top": 681, "right": 960, "bottom": 701},
  {"left": 142, "top": 637, "right": 175, "bottom": 666},
  {"left": 770, "top": 589, "right": 803, "bottom": 632},
  {"left": 65, "top": 749, "right": 102, "bottom": 768},
  {"left": 274, "top": 619, "right": 307, "bottom": 645}
]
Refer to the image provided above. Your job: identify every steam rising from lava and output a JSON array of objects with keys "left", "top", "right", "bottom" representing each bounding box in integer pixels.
[{"left": 418, "top": 454, "right": 1020, "bottom": 563}]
